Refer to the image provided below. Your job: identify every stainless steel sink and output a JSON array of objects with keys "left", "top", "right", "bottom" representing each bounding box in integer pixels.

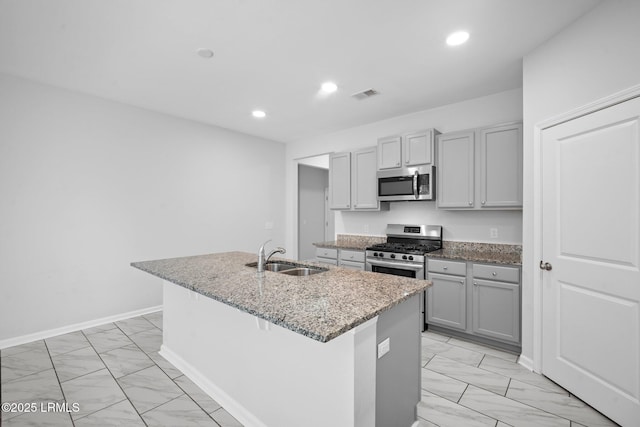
[
  {"left": 246, "top": 261, "right": 327, "bottom": 276},
  {"left": 279, "top": 267, "right": 325, "bottom": 276},
  {"left": 264, "top": 262, "right": 296, "bottom": 272}
]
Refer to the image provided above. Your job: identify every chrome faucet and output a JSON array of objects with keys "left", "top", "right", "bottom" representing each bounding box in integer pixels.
[{"left": 257, "top": 240, "right": 286, "bottom": 273}]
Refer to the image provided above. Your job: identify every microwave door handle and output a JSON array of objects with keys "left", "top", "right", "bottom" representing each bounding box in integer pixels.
[{"left": 413, "top": 171, "right": 419, "bottom": 199}]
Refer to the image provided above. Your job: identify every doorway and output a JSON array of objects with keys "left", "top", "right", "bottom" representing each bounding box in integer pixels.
[{"left": 298, "top": 155, "right": 334, "bottom": 261}]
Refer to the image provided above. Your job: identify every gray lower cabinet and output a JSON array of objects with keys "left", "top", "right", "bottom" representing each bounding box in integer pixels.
[
  {"left": 338, "top": 249, "right": 365, "bottom": 270},
  {"left": 426, "top": 258, "right": 521, "bottom": 349},
  {"left": 316, "top": 247, "right": 338, "bottom": 265},
  {"left": 426, "top": 272, "right": 466, "bottom": 330},
  {"left": 472, "top": 278, "right": 520, "bottom": 343},
  {"left": 316, "top": 247, "right": 365, "bottom": 269}
]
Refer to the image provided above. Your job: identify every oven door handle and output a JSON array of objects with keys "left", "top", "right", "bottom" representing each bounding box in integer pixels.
[
  {"left": 413, "top": 171, "right": 419, "bottom": 199},
  {"left": 367, "top": 259, "right": 424, "bottom": 271}
]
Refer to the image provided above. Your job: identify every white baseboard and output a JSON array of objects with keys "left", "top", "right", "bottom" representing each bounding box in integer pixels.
[
  {"left": 518, "top": 354, "right": 535, "bottom": 372},
  {"left": 0, "top": 305, "right": 162, "bottom": 350},
  {"left": 159, "top": 345, "right": 267, "bottom": 427}
]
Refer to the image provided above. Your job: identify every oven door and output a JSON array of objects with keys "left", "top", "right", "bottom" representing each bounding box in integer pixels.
[
  {"left": 366, "top": 259, "right": 424, "bottom": 278},
  {"left": 366, "top": 258, "right": 426, "bottom": 331}
]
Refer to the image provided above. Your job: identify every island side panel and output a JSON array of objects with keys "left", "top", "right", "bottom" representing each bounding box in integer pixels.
[
  {"left": 160, "top": 280, "right": 378, "bottom": 427},
  {"left": 375, "top": 294, "right": 421, "bottom": 427}
]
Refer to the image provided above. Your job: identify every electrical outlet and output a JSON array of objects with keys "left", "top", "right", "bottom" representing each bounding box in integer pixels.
[
  {"left": 377, "top": 337, "right": 390, "bottom": 359},
  {"left": 490, "top": 228, "right": 498, "bottom": 239}
]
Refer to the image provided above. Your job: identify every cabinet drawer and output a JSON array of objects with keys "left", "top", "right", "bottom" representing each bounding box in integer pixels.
[
  {"left": 340, "top": 260, "right": 365, "bottom": 270},
  {"left": 427, "top": 259, "right": 466, "bottom": 276},
  {"left": 339, "top": 249, "right": 365, "bottom": 263},
  {"left": 316, "top": 247, "right": 338, "bottom": 259},
  {"left": 473, "top": 264, "right": 519, "bottom": 283}
]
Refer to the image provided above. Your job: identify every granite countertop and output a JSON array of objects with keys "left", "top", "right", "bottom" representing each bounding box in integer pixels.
[
  {"left": 314, "top": 234, "right": 386, "bottom": 251},
  {"left": 131, "top": 251, "right": 429, "bottom": 343},
  {"left": 427, "top": 242, "right": 522, "bottom": 266}
]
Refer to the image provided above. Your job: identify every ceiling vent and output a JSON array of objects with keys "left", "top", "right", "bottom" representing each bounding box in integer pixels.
[{"left": 351, "top": 88, "right": 379, "bottom": 100}]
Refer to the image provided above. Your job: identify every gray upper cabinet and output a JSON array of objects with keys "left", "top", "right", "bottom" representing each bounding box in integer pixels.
[
  {"left": 330, "top": 147, "right": 387, "bottom": 211},
  {"left": 436, "top": 130, "right": 475, "bottom": 208},
  {"left": 437, "top": 122, "right": 522, "bottom": 210},
  {"left": 403, "top": 130, "right": 435, "bottom": 166},
  {"left": 377, "top": 136, "right": 402, "bottom": 169},
  {"left": 479, "top": 123, "right": 523, "bottom": 208},
  {"left": 377, "top": 129, "right": 437, "bottom": 170},
  {"left": 351, "top": 147, "right": 379, "bottom": 210},
  {"left": 329, "top": 152, "right": 351, "bottom": 209}
]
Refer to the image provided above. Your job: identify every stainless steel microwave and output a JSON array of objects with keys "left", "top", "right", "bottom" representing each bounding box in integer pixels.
[{"left": 377, "top": 165, "right": 435, "bottom": 201}]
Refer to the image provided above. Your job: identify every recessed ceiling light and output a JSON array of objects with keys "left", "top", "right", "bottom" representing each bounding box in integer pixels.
[
  {"left": 446, "top": 31, "right": 470, "bottom": 46},
  {"left": 252, "top": 110, "right": 266, "bottom": 118},
  {"left": 197, "top": 48, "right": 214, "bottom": 58},
  {"left": 321, "top": 81, "right": 338, "bottom": 93}
]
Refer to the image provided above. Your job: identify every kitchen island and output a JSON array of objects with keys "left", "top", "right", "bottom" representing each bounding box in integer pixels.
[{"left": 132, "top": 251, "right": 429, "bottom": 427}]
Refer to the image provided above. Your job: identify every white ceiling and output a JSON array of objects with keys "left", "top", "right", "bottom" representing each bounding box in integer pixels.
[{"left": 0, "top": 0, "right": 601, "bottom": 143}]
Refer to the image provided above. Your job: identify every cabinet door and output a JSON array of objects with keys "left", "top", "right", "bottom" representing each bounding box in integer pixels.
[
  {"left": 377, "top": 136, "right": 402, "bottom": 169},
  {"left": 472, "top": 279, "right": 520, "bottom": 343},
  {"left": 329, "top": 152, "right": 351, "bottom": 210},
  {"left": 426, "top": 273, "right": 466, "bottom": 330},
  {"left": 352, "top": 147, "right": 379, "bottom": 210},
  {"left": 479, "top": 123, "right": 523, "bottom": 208},
  {"left": 403, "top": 130, "right": 434, "bottom": 166},
  {"left": 437, "top": 131, "right": 475, "bottom": 209}
]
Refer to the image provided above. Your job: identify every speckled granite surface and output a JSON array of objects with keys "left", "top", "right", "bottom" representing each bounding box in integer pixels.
[
  {"left": 131, "top": 251, "right": 428, "bottom": 343},
  {"left": 314, "top": 234, "right": 386, "bottom": 251},
  {"left": 428, "top": 242, "right": 522, "bottom": 265}
]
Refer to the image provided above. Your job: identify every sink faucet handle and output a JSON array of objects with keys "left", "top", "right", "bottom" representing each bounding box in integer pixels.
[
  {"left": 259, "top": 239, "right": 272, "bottom": 252},
  {"left": 259, "top": 239, "right": 271, "bottom": 251},
  {"left": 257, "top": 239, "right": 272, "bottom": 273}
]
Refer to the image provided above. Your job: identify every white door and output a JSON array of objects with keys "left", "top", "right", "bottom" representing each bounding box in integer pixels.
[{"left": 541, "top": 96, "right": 640, "bottom": 426}]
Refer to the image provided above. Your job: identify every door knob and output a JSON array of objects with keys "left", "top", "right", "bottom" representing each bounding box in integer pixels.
[{"left": 539, "top": 261, "right": 552, "bottom": 271}]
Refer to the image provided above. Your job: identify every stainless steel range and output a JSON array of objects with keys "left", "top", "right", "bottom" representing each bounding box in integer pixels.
[
  {"left": 365, "top": 224, "right": 443, "bottom": 279},
  {"left": 366, "top": 224, "right": 443, "bottom": 330}
]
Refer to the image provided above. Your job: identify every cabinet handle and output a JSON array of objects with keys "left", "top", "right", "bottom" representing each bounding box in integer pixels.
[
  {"left": 473, "top": 282, "right": 478, "bottom": 286},
  {"left": 396, "top": 162, "right": 400, "bottom": 166},
  {"left": 492, "top": 272, "right": 497, "bottom": 276},
  {"left": 459, "top": 280, "right": 464, "bottom": 284},
  {"left": 482, "top": 200, "right": 486, "bottom": 205},
  {"left": 443, "top": 266, "right": 448, "bottom": 270},
  {"left": 468, "top": 201, "right": 473, "bottom": 206}
]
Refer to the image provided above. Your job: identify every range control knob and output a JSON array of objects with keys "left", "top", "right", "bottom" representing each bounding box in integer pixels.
[
  {"left": 402, "top": 255, "right": 407, "bottom": 260},
  {"left": 408, "top": 256, "right": 414, "bottom": 261},
  {"left": 373, "top": 252, "right": 378, "bottom": 257},
  {"left": 379, "top": 253, "right": 384, "bottom": 258},
  {"left": 390, "top": 254, "right": 396, "bottom": 259}
]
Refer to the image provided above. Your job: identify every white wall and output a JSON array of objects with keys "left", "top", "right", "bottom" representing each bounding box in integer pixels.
[
  {"left": 521, "top": 0, "right": 640, "bottom": 365},
  {"left": 0, "top": 74, "right": 285, "bottom": 343},
  {"left": 285, "top": 88, "right": 524, "bottom": 256}
]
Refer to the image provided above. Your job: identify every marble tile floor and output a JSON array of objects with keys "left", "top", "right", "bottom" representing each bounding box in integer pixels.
[
  {"left": 1, "top": 312, "right": 619, "bottom": 427},
  {"left": 417, "top": 330, "right": 619, "bottom": 427},
  {"left": 1, "top": 311, "right": 242, "bottom": 426}
]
